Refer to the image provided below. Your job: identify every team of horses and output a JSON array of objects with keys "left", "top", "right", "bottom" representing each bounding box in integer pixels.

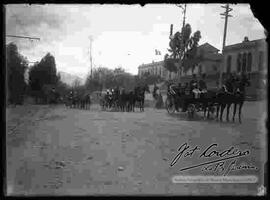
[
  {"left": 65, "top": 92, "right": 92, "bottom": 110},
  {"left": 193, "top": 74, "right": 250, "bottom": 123},
  {"left": 100, "top": 85, "right": 150, "bottom": 112},
  {"left": 63, "top": 74, "right": 250, "bottom": 123}
]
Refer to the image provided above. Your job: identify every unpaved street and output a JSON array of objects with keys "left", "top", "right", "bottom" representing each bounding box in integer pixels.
[{"left": 6, "top": 101, "right": 267, "bottom": 195}]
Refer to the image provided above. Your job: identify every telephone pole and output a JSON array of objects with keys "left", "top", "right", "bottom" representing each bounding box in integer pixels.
[
  {"left": 182, "top": 4, "right": 187, "bottom": 31},
  {"left": 89, "top": 36, "right": 93, "bottom": 79},
  {"left": 176, "top": 4, "right": 187, "bottom": 30},
  {"left": 219, "top": 4, "right": 233, "bottom": 86}
]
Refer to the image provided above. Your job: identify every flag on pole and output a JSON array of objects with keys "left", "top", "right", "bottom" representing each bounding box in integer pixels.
[{"left": 155, "top": 49, "right": 161, "bottom": 55}]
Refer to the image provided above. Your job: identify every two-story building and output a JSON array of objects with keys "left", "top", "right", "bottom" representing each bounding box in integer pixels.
[
  {"left": 138, "top": 60, "right": 178, "bottom": 80},
  {"left": 138, "top": 38, "right": 267, "bottom": 99},
  {"left": 138, "top": 42, "right": 222, "bottom": 82},
  {"left": 222, "top": 37, "right": 267, "bottom": 99},
  {"left": 183, "top": 43, "right": 223, "bottom": 77}
]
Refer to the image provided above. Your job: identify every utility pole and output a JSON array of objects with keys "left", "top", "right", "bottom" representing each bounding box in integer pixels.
[
  {"left": 182, "top": 4, "right": 187, "bottom": 31},
  {"left": 176, "top": 4, "right": 187, "bottom": 30},
  {"left": 219, "top": 4, "right": 233, "bottom": 87},
  {"left": 89, "top": 36, "right": 93, "bottom": 79}
]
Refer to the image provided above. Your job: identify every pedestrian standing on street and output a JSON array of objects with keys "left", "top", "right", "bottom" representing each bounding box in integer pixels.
[{"left": 153, "top": 83, "right": 159, "bottom": 100}]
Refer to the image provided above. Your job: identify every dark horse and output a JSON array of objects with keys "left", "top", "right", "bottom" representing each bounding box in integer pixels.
[
  {"left": 216, "top": 74, "right": 250, "bottom": 123},
  {"left": 232, "top": 75, "right": 250, "bottom": 123},
  {"left": 134, "top": 84, "right": 150, "bottom": 112},
  {"left": 79, "top": 93, "right": 92, "bottom": 110},
  {"left": 215, "top": 81, "right": 235, "bottom": 122}
]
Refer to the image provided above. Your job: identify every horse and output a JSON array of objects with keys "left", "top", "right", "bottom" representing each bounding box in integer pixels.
[
  {"left": 119, "top": 88, "right": 127, "bottom": 112},
  {"left": 134, "top": 84, "right": 150, "bottom": 112},
  {"left": 79, "top": 93, "right": 91, "bottom": 110},
  {"left": 215, "top": 74, "right": 250, "bottom": 123},
  {"left": 72, "top": 92, "right": 80, "bottom": 109},
  {"left": 232, "top": 75, "right": 250, "bottom": 123},
  {"left": 112, "top": 88, "right": 120, "bottom": 111},
  {"left": 215, "top": 77, "right": 236, "bottom": 122},
  {"left": 65, "top": 92, "right": 75, "bottom": 108},
  {"left": 127, "top": 91, "right": 136, "bottom": 112},
  {"left": 200, "top": 89, "right": 217, "bottom": 119}
]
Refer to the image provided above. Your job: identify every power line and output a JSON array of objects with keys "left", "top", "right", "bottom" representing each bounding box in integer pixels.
[
  {"left": 219, "top": 4, "right": 233, "bottom": 86},
  {"left": 6, "top": 35, "right": 40, "bottom": 41}
]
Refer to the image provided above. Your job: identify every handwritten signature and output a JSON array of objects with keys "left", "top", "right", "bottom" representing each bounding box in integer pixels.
[{"left": 170, "top": 143, "right": 257, "bottom": 175}]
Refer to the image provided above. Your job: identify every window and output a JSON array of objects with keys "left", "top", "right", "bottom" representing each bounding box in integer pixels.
[
  {"left": 198, "top": 65, "right": 202, "bottom": 74},
  {"left": 191, "top": 65, "right": 195, "bottom": 74},
  {"left": 258, "top": 51, "right": 264, "bottom": 71},
  {"left": 247, "top": 52, "right": 252, "bottom": 72},
  {"left": 237, "top": 53, "right": 242, "bottom": 73},
  {"left": 212, "top": 65, "right": 217, "bottom": 72},
  {"left": 226, "top": 55, "right": 232, "bottom": 73},
  {"left": 242, "top": 53, "right": 247, "bottom": 72}
]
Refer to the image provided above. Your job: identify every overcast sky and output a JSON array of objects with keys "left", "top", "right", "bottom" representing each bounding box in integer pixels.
[{"left": 5, "top": 4, "right": 265, "bottom": 79}]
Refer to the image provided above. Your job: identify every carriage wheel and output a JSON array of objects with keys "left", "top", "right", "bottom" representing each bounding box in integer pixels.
[
  {"left": 187, "top": 104, "right": 196, "bottom": 118},
  {"left": 165, "top": 98, "right": 175, "bottom": 114}
]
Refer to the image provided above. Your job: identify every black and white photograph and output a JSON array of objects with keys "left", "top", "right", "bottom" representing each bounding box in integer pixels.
[{"left": 4, "top": 3, "right": 268, "bottom": 196}]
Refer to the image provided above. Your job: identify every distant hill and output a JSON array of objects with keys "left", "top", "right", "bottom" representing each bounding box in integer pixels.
[{"left": 58, "top": 71, "right": 84, "bottom": 86}]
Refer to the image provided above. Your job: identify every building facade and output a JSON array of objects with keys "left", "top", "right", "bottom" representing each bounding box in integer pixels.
[
  {"left": 138, "top": 38, "right": 267, "bottom": 99},
  {"left": 138, "top": 61, "right": 178, "bottom": 80},
  {"left": 138, "top": 43, "right": 223, "bottom": 87},
  {"left": 183, "top": 43, "right": 222, "bottom": 77},
  {"left": 222, "top": 37, "right": 267, "bottom": 99},
  {"left": 223, "top": 37, "right": 267, "bottom": 74}
]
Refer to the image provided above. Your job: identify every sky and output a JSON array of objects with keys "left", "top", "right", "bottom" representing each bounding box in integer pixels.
[{"left": 5, "top": 4, "right": 265, "bottom": 80}]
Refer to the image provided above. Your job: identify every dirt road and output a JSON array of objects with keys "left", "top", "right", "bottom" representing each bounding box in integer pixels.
[{"left": 6, "top": 101, "right": 267, "bottom": 195}]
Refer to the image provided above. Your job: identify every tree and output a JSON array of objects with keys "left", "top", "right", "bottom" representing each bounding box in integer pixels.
[
  {"left": 6, "top": 43, "right": 28, "bottom": 105},
  {"left": 84, "top": 66, "right": 137, "bottom": 92},
  {"left": 164, "top": 23, "right": 202, "bottom": 74},
  {"left": 72, "top": 78, "right": 82, "bottom": 90},
  {"left": 136, "top": 72, "right": 163, "bottom": 86},
  {"left": 28, "top": 53, "right": 59, "bottom": 103}
]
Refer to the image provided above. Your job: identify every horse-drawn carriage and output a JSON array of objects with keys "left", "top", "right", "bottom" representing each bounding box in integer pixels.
[
  {"left": 99, "top": 91, "right": 119, "bottom": 111},
  {"left": 165, "top": 73, "right": 250, "bottom": 122},
  {"left": 99, "top": 85, "right": 150, "bottom": 112},
  {"left": 165, "top": 86, "right": 216, "bottom": 118}
]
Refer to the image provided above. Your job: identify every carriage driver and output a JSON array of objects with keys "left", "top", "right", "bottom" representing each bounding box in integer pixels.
[
  {"left": 190, "top": 74, "right": 201, "bottom": 99},
  {"left": 199, "top": 74, "right": 207, "bottom": 95}
]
